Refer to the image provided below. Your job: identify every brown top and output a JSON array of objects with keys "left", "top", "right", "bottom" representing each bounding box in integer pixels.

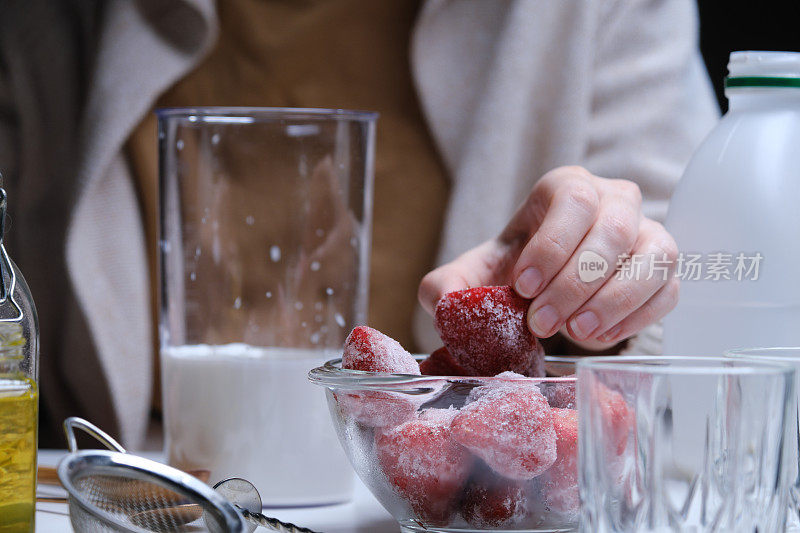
[{"left": 127, "top": 0, "right": 450, "bottom": 406}]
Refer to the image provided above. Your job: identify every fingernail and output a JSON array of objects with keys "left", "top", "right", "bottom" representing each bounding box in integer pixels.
[
  {"left": 599, "top": 324, "right": 623, "bottom": 343},
  {"left": 570, "top": 311, "right": 600, "bottom": 340},
  {"left": 530, "top": 305, "right": 559, "bottom": 336},
  {"left": 515, "top": 267, "right": 543, "bottom": 298}
]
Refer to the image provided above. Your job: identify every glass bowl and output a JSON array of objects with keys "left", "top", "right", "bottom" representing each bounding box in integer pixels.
[{"left": 308, "top": 356, "right": 578, "bottom": 532}]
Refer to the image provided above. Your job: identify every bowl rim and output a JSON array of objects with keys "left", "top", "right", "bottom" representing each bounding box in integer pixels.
[{"left": 307, "top": 355, "right": 577, "bottom": 389}]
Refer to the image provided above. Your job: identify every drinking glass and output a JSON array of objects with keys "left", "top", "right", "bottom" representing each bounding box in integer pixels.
[
  {"left": 578, "top": 356, "right": 796, "bottom": 533},
  {"left": 157, "top": 107, "right": 377, "bottom": 505},
  {"left": 726, "top": 347, "right": 800, "bottom": 531}
]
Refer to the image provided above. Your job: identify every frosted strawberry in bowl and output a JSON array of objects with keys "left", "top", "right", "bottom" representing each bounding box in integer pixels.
[{"left": 309, "top": 286, "right": 631, "bottom": 531}]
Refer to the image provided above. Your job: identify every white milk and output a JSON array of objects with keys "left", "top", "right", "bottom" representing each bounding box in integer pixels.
[{"left": 161, "top": 344, "right": 354, "bottom": 506}]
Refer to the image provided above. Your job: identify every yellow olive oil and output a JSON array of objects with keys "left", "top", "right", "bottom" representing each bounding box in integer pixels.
[{"left": 0, "top": 378, "right": 37, "bottom": 533}]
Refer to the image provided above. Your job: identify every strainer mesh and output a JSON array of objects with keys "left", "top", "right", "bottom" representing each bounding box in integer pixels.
[{"left": 66, "top": 471, "right": 226, "bottom": 532}]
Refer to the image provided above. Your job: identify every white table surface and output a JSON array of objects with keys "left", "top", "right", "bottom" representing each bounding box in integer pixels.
[{"left": 35, "top": 449, "right": 398, "bottom": 533}]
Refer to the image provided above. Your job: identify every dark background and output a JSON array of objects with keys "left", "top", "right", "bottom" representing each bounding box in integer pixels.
[{"left": 697, "top": 3, "right": 800, "bottom": 112}]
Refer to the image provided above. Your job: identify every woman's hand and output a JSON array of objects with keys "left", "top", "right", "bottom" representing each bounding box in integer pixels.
[{"left": 419, "top": 166, "right": 679, "bottom": 351}]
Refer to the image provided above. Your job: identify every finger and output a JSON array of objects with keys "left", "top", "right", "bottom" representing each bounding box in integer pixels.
[
  {"left": 500, "top": 166, "right": 595, "bottom": 244},
  {"left": 595, "top": 278, "right": 680, "bottom": 344},
  {"left": 566, "top": 221, "right": 678, "bottom": 341},
  {"left": 526, "top": 191, "right": 642, "bottom": 337},
  {"left": 418, "top": 240, "right": 511, "bottom": 314},
  {"left": 508, "top": 171, "right": 601, "bottom": 299}
]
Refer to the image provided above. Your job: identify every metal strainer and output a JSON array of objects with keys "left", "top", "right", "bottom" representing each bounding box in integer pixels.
[{"left": 57, "top": 418, "right": 319, "bottom": 533}]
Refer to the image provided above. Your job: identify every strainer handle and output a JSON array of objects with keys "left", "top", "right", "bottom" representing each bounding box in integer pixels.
[{"left": 64, "top": 416, "right": 127, "bottom": 453}]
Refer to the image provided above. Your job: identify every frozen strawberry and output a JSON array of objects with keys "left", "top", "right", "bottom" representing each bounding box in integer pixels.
[
  {"left": 419, "top": 346, "right": 470, "bottom": 376},
  {"left": 334, "top": 390, "right": 417, "bottom": 428},
  {"left": 342, "top": 326, "right": 420, "bottom": 375},
  {"left": 338, "top": 327, "right": 421, "bottom": 426},
  {"left": 461, "top": 471, "right": 528, "bottom": 528},
  {"left": 451, "top": 385, "right": 556, "bottom": 480},
  {"left": 596, "top": 383, "right": 633, "bottom": 456},
  {"left": 463, "top": 372, "right": 530, "bottom": 404},
  {"left": 494, "top": 370, "right": 528, "bottom": 379},
  {"left": 540, "top": 408, "right": 579, "bottom": 514},
  {"left": 540, "top": 378, "right": 576, "bottom": 409},
  {"left": 434, "top": 286, "right": 545, "bottom": 376},
  {"left": 416, "top": 405, "right": 460, "bottom": 424},
  {"left": 551, "top": 409, "right": 578, "bottom": 453},
  {"left": 375, "top": 408, "right": 474, "bottom": 525}
]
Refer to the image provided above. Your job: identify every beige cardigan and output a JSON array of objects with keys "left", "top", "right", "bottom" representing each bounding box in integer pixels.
[{"left": 0, "top": 0, "right": 718, "bottom": 447}]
